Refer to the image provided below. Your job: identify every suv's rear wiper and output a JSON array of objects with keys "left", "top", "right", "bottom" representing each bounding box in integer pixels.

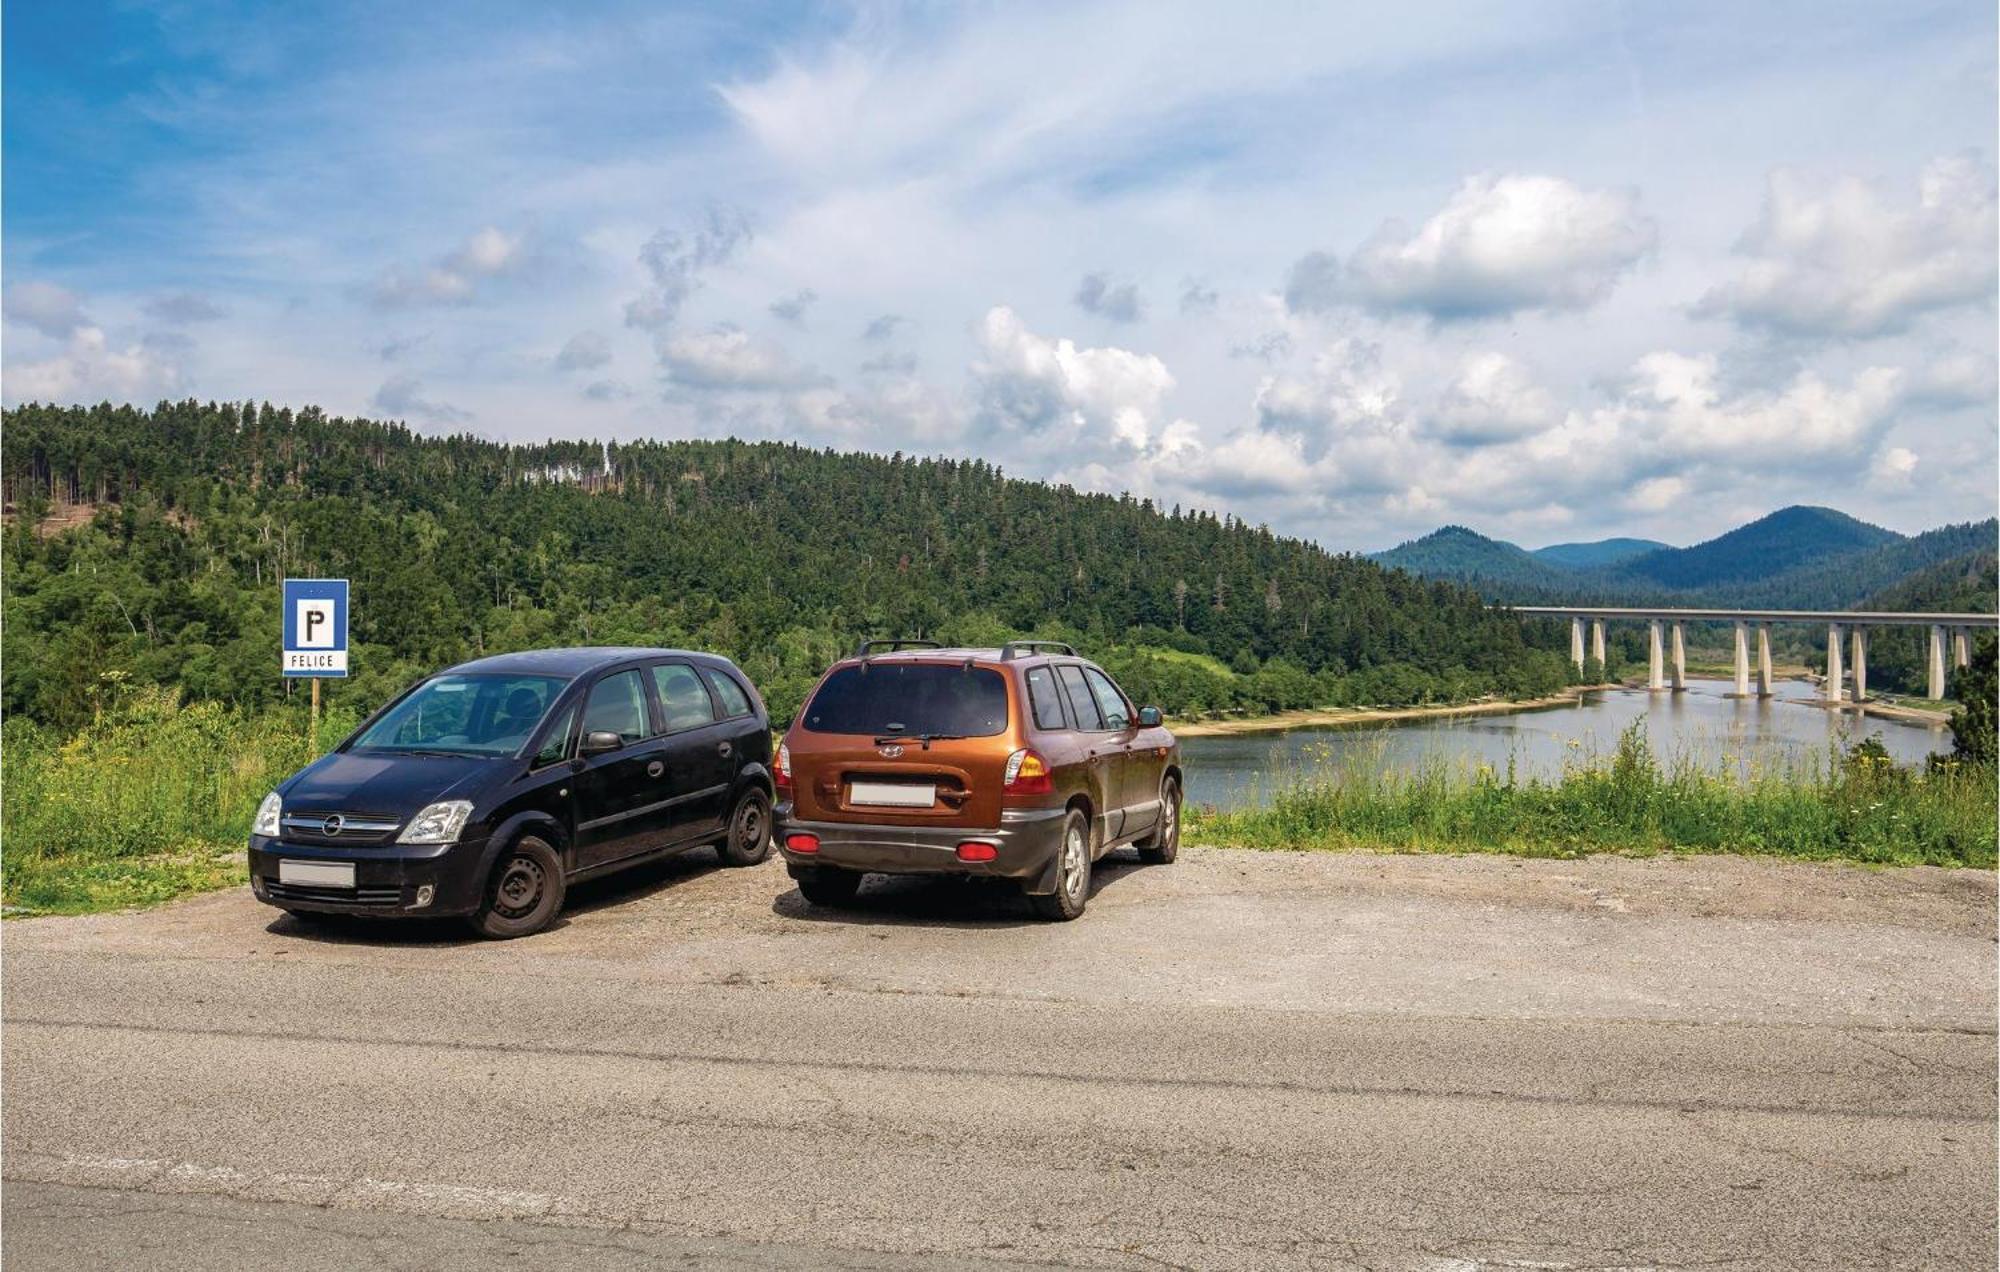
[{"left": 872, "top": 732, "right": 965, "bottom": 750}]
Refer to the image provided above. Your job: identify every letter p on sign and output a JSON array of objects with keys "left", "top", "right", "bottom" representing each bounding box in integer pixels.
[{"left": 298, "top": 598, "right": 336, "bottom": 648}]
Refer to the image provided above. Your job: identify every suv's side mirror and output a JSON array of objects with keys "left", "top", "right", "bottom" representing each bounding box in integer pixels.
[
  {"left": 1137, "top": 706, "right": 1163, "bottom": 728},
  {"left": 580, "top": 730, "right": 625, "bottom": 756}
]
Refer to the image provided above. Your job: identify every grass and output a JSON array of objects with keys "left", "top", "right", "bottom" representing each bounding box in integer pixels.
[
  {"left": 1185, "top": 723, "right": 1997, "bottom": 869},
  {"left": 2, "top": 684, "right": 359, "bottom": 915}
]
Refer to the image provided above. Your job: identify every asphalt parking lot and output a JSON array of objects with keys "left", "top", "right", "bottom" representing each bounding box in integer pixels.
[{"left": 5, "top": 845, "right": 1995, "bottom": 1271}]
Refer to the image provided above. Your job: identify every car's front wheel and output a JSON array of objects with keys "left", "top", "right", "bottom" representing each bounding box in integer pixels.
[
  {"left": 717, "top": 788, "right": 773, "bottom": 867},
  {"left": 1137, "top": 776, "right": 1180, "bottom": 865},
  {"left": 468, "top": 835, "right": 566, "bottom": 939}
]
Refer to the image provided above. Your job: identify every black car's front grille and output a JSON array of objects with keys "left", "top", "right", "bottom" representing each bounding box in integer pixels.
[
  {"left": 278, "top": 810, "right": 404, "bottom": 846},
  {"left": 266, "top": 882, "right": 405, "bottom": 907}
]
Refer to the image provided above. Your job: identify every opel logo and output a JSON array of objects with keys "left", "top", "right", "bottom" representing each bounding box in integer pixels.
[
  {"left": 322, "top": 814, "right": 344, "bottom": 836},
  {"left": 878, "top": 744, "right": 904, "bottom": 758}
]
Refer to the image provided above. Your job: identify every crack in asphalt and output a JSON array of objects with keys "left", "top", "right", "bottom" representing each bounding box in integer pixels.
[{"left": 8, "top": 1015, "right": 1992, "bottom": 1126}]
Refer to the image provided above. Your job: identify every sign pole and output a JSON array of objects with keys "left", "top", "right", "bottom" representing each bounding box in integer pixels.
[{"left": 310, "top": 678, "right": 321, "bottom": 759}]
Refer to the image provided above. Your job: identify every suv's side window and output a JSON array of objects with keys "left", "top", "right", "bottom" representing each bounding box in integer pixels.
[
  {"left": 582, "top": 670, "right": 650, "bottom": 744},
  {"left": 701, "top": 667, "right": 754, "bottom": 719},
  {"left": 1055, "top": 665, "right": 1105, "bottom": 731},
  {"left": 1082, "top": 667, "right": 1132, "bottom": 730},
  {"left": 1025, "top": 666, "right": 1069, "bottom": 731},
  {"left": 651, "top": 663, "right": 719, "bottom": 734},
  {"left": 532, "top": 702, "right": 578, "bottom": 767}
]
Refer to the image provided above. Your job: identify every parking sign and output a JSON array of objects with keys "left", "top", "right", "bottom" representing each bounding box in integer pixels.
[{"left": 282, "top": 578, "right": 350, "bottom": 677}]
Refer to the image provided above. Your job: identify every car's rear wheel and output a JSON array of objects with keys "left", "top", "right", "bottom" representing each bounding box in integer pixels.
[
  {"left": 468, "top": 835, "right": 565, "bottom": 939},
  {"left": 717, "top": 788, "right": 773, "bottom": 867},
  {"left": 1137, "top": 776, "right": 1181, "bottom": 865},
  {"left": 795, "top": 866, "right": 864, "bottom": 908},
  {"left": 1028, "top": 808, "right": 1091, "bottom": 921}
]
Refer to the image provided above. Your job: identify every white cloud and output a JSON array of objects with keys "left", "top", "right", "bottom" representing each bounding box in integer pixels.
[
  {"left": 1074, "top": 273, "right": 1143, "bottom": 322},
  {"left": 1625, "top": 475, "right": 1687, "bottom": 512},
  {"left": 371, "top": 226, "right": 527, "bottom": 308},
  {"left": 4, "top": 281, "right": 89, "bottom": 338},
  {"left": 3, "top": 326, "right": 180, "bottom": 403},
  {"left": 1426, "top": 352, "right": 1555, "bottom": 445},
  {"left": 371, "top": 373, "right": 471, "bottom": 424},
  {"left": 1698, "top": 155, "right": 1998, "bottom": 338},
  {"left": 1871, "top": 445, "right": 1919, "bottom": 487},
  {"left": 554, "top": 330, "right": 612, "bottom": 372},
  {"left": 144, "top": 292, "right": 226, "bottom": 324},
  {"left": 658, "top": 326, "right": 824, "bottom": 390},
  {"left": 624, "top": 208, "right": 752, "bottom": 332},
  {"left": 972, "top": 306, "right": 1174, "bottom": 453},
  {"left": 1294, "top": 175, "right": 1657, "bottom": 321}
]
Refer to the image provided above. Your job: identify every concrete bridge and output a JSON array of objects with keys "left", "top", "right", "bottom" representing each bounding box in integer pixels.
[{"left": 1512, "top": 607, "right": 1998, "bottom": 703}]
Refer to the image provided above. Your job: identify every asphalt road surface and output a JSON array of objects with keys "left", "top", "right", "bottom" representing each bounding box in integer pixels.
[{"left": 5, "top": 847, "right": 1995, "bottom": 1270}]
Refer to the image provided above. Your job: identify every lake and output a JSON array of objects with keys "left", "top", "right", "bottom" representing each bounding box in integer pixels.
[{"left": 1179, "top": 677, "right": 1954, "bottom": 812}]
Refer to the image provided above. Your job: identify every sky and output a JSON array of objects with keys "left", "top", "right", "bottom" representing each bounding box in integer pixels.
[{"left": 4, "top": 0, "right": 1996, "bottom": 553}]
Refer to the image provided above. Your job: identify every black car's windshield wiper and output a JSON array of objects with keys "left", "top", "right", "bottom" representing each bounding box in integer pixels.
[
  {"left": 381, "top": 747, "right": 483, "bottom": 758},
  {"left": 872, "top": 732, "right": 966, "bottom": 750}
]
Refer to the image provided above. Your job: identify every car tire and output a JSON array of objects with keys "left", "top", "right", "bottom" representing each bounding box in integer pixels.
[
  {"left": 717, "top": 788, "right": 773, "bottom": 867},
  {"left": 1137, "top": 776, "right": 1181, "bottom": 865},
  {"left": 1028, "top": 808, "right": 1092, "bottom": 922},
  {"left": 467, "top": 835, "right": 566, "bottom": 939},
  {"left": 795, "top": 867, "right": 863, "bottom": 908}
]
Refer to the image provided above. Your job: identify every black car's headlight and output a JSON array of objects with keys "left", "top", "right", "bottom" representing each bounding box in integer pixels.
[
  {"left": 252, "top": 792, "right": 283, "bottom": 838},
  {"left": 397, "top": 800, "right": 475, "bottom": 845}
]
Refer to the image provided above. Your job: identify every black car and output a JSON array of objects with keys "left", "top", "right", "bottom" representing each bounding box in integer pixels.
[{"left": 248, "top": 647, "right": 774, "bottom": 937}]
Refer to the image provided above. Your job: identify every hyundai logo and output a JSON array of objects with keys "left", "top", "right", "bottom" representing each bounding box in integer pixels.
[{"left": 322, "top": 814, "right": 344, "bottom": 836}]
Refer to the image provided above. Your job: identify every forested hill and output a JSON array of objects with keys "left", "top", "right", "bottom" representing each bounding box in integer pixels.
[{"left": 1, "top": 401, "right": 1574, "bottom": 728}]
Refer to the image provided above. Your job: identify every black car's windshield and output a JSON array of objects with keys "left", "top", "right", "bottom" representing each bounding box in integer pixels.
[
  {"left": 351, "top": 673, "right": 569, "bottom": 756},
  {"left": 801, "top": 663, "right": 1008, "bottom": 737}
]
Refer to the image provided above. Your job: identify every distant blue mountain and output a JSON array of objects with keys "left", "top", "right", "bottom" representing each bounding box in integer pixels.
[{"left": 1531, "top": 537, "right": 1669, "bottom": 568}]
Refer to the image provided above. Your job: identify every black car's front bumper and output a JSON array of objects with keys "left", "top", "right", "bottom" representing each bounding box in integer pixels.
[
  {"left": 773, "top": 803, "right": 1069, "bottom": 889},
  {"left": 247, "top": 835, "right": 491, "bottom": 917}
]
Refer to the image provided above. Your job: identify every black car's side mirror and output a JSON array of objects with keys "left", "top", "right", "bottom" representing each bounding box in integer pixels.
[
  {"left": 1137, "top": 706, "right": 1163, "bottom": 728},
  {"left": 580, "top": 730, "right": 625, "bottom": 756}
]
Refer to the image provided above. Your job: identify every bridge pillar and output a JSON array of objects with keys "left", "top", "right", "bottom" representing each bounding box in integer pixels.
[
  {"left": 1570, "top": 617, "right": 1584, "bottom": 674},
  {"left": 1954, "top": 627, "right": 1971, "bottom": 669},
  {"left": 1670, "top": 622, "right": 1686, "bottom": 691},
  {"left": 1850, "top": 626, "right": 1868, "bottom": 702},
  {"left": 1590, "top": 619, "right": 1606, "bottom": 671},
  {"left": 1648, "top": 620, "right": 1665, "bottom": 691},
  {"left": 1825, "top": 624, "right": 1845, "bottom": 704},
  {"left": 1929, "top": 625, "right": 1947, "bottom": 700},
  {"left": 1756, "top": 624, "right": 1773, "bottom": 697},
  {"left": 1732, "top": 621, "right": 1750, "bottom": 696}
]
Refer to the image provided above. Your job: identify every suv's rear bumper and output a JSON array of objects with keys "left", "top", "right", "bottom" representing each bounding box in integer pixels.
[
  {"left": 774, "top": 803, "right": 1068, "bottom": 885},
  {"left": 247, "top": 835, "right": 490, "bottom": 917}
]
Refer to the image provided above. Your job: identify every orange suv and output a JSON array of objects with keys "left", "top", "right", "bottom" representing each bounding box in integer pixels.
[{"left": 773, "top": 640, "right": 1182, "bottom": 920}]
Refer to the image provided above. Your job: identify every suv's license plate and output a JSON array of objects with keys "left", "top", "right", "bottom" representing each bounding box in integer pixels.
[
  {"left": 849, "top": 781, "right": 935, "bottom": 808},
  {"left": 279, "top": 860, "right": 356, "bottom": 888}
]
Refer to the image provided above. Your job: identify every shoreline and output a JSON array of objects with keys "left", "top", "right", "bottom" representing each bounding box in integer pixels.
[{"left": 1170, "top": 688, "right": 1613, "bottom": 738}]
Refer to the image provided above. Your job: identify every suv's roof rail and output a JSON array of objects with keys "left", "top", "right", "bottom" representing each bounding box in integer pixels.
[
  {"left": 999, "top": 640, "right": 1077, "bottom": 661},
  {"left": 855, "top": 638, "right": 944, "bottom": 660}
]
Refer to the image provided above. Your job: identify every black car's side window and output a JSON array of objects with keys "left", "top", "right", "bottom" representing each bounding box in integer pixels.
[
  {"left": 1056, "top": 665, "right": 1104, "bottom": 731},
  {"left": 1025, "top": 666, "right": 1069, "bottom": 731},
  {"left": 701, "top": 668, "right": 754, "bottom": 719},
  {"left": 651, "top": 663, "right": 719, "bottom": 734},
  {"left": 582, "top": 670, "right": 649, "bottom": 744},
  {"left": 1082, "top": 667, "right": 1132, "bottom": 730},
  {"left": 532, "top": 702, "right": 578, "bottom": 766}
]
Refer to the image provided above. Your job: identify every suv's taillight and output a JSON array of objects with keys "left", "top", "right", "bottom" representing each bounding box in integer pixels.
[
  {"left": 1003, "top": 748, "right": 1053, "bottom": 795},
  {"left": 774, "top": 740, "right": 792, "bottom": 793}
]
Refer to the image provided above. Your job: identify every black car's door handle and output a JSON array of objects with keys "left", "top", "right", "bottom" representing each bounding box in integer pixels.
[
  {"left": 646, "top": 760, "right": 665, "bottom": 778},
  {"left": 716, "top": 741, "right": 732, "bottom": 757}
]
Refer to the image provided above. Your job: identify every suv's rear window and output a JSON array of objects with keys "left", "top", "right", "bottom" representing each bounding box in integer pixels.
[{"left": 801, "top": 664, "right": 1009, "bottom": 737}]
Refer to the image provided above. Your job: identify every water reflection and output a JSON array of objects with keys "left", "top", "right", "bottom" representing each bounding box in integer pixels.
[{"left": 1179, "top": 677, "right": 1951, "bottom": 812}]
